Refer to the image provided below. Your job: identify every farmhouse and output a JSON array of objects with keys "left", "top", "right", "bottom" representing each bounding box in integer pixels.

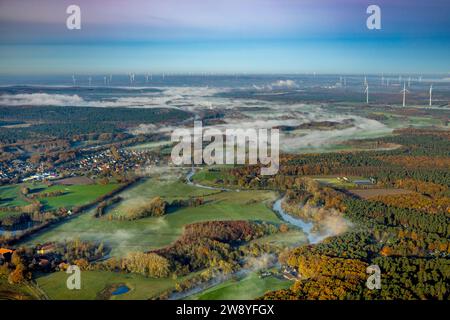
[{"left": 37, "top": 243, "right": 56, "bottom": 255}]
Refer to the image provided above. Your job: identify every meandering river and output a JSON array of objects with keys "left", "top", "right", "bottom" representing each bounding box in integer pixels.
[
  {"left": 185, "top": 168, "right": 326, "bottom": 244},
  {"left": 272, "top": 198, "right": 329, "bottom": 244},
  {"left": 172, "top": 168, "right": 331, "bottom": 300}
]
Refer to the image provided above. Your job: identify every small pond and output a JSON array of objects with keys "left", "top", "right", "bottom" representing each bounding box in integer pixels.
[{"left": 111, "top": 285, "right": 130, "bottom": 296}]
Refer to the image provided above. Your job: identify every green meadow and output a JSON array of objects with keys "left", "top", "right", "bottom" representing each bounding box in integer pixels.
[
  {"left": 126, "top": 140, "right": 172, "bottom": 151},
  {"left": 188, "top": 272, "right": 291, "bottom": 300},
  {"left": 0, "top": 184, "right": 30, "bottom": 208},
  {"left": 35, "top": 270, "right": 192, "bottom": 300},
  {"left": 191, "top": 168, "right": 236, "bottom": 187},
  {"left": 372, "top": 112, "right": 444, "bottom": 129},
  {"left": 108, "top": 178, "right": 220, "bottom": 219},
  {"left": 36, "top": 183, "right": 122, "bottom": 210},
  {"left": 21, "top": 179, "right": 281, "bottom": 257},
  {"left": 0, "top": 182, "right": 122, "bottom": 212},
  {"left": 313, "top": 176, "right": 366, "bottom": 188}
]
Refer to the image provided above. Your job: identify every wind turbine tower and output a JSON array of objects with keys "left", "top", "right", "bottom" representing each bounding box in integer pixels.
[
  {"left": 72, "top": 74, "right": 76, "bottom": 86},
  {"left": 400, "top": 82, "right": 409, "bottom": 107},
  {"left": 364, "top": 83, "right": 369, "bottom": 104},
  {"left": 429, "top": 84, "right": 433, "bottom": 107},
  {"left": 129, "top": 73, "right": 135, "bottom": 85}
]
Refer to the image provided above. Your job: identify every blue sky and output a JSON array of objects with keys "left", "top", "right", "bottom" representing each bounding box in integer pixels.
[{"left": 0, "top": 0, "right": 449, "bottom": 74}]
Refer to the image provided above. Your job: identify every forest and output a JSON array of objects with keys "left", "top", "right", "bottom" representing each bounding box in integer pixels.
[
  {"left": 187, "top": 127, "right": 450, "bottom": 300},
  {"left": 0, "top": 105, "right": 191, "bottom": 143}
]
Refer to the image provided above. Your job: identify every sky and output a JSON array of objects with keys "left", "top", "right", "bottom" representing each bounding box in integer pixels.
[{"left": 0, "top": 0, "right": 449, "bottom": 75}]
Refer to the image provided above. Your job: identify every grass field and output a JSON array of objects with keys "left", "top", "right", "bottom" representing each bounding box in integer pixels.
[
  {"left": 0, "top": 209, "right": 24, "bottom": 220},
  {"left": 0, "top": 277, "right": 39, "bottom": 300},
  {"left": 109, "top": 178, "right": 220, "bottom": 219},
  {"left": 373, "top": 112, "right": 444, "bottom": 129},
  {"left": 0, "top": 182, "right": 122, "bottom": 212},
  {"left": 35, "top": 270, "right": 191, "bottom": 300},
  {"left": 35, "top": 183, "right": 122, "bottom": 210},
  {"left": 188, "top": 272, "right": 291, "bottom": 300},
  {"left": 191, "top": 168, "right": 235, "bottom": 187},
  {"left": 0, "top": 184, "right": 30, "bottom": 208},
  {"left": 21, "top": 179, "right": 281, "bottom": 257},
  {"left": 126, "top": 140, "right": 172, "bottom": 151},
  {"left": 313, "top": 176, "right": 365, "bottom": 188}
]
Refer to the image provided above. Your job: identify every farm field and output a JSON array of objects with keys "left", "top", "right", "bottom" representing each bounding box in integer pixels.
[
  {"left": 0, "top": 184, "right": 30, "bottom": 208},
  {"left": 188, "top": 272, "right": 291, "bottom": 300},
  {"left": 35, "top": 270, "right": 191, "bottom": 300},
  {"left": 381, "top": 113, "right": 445, "bottom": 128},
  {"left": 126, "top": 140, "right": 172, "bottom": 151},
  {"left": 53, "top": 176, "right": 94, "bottom": 185},
  {"left": 36, "top": 183, "right": 122, "bottom": 210},
  {"left": 313, "top": 176, "right": 366, "bottom": 188},
  {"left": 108, "top": 178, "right": 220, "bottom": 219},
  {"left": 21, "top": 179, "right": 282, "bottom": 257},
  {"left": 0, "top": 181, "right": 122, "bottom": 211},
  {"left": 191, "top": 168, "right": 235, "bottom": 187}
]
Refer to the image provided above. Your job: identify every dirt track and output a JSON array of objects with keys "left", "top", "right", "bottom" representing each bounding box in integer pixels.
[
  {"left": 53, "top": 176, "right": 94, "bottom": 185},
  {"left": 349, "top": 188, "right": 414, "bottom": 199}
]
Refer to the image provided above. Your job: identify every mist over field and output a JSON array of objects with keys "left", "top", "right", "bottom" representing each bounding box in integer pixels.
[{"left": 0, "top": 83, "right": 392, "bottom": 153}]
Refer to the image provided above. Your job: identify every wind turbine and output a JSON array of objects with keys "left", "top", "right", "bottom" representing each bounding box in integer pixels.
[
  {"left": 145, "top": 73, "right": 149, "bottom": 83},
  {"left": 429, "top": 84, "right": 433, "bottom": 107},
  {"left": 400, "top": 82, "right": 409, "bottom": 107},
  {"left": 72, "top": 74, "right": 76, "bottom": 86},
  {"left": 364, "top": 83, "right": 369, "bottom": 104},
  {"left": 129, "top": 73, "right": 135, "bottom": 85}
]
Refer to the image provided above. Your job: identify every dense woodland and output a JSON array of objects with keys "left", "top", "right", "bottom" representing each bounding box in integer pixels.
[
  {"left": 223, "top": 129, "right": 450, "bottom": 190},
  {"left": 0, "top": 105, "right": 191, "bottom": 141},
  {"left": 190, "top": 128, "right": 450, "bottom": 300}
]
